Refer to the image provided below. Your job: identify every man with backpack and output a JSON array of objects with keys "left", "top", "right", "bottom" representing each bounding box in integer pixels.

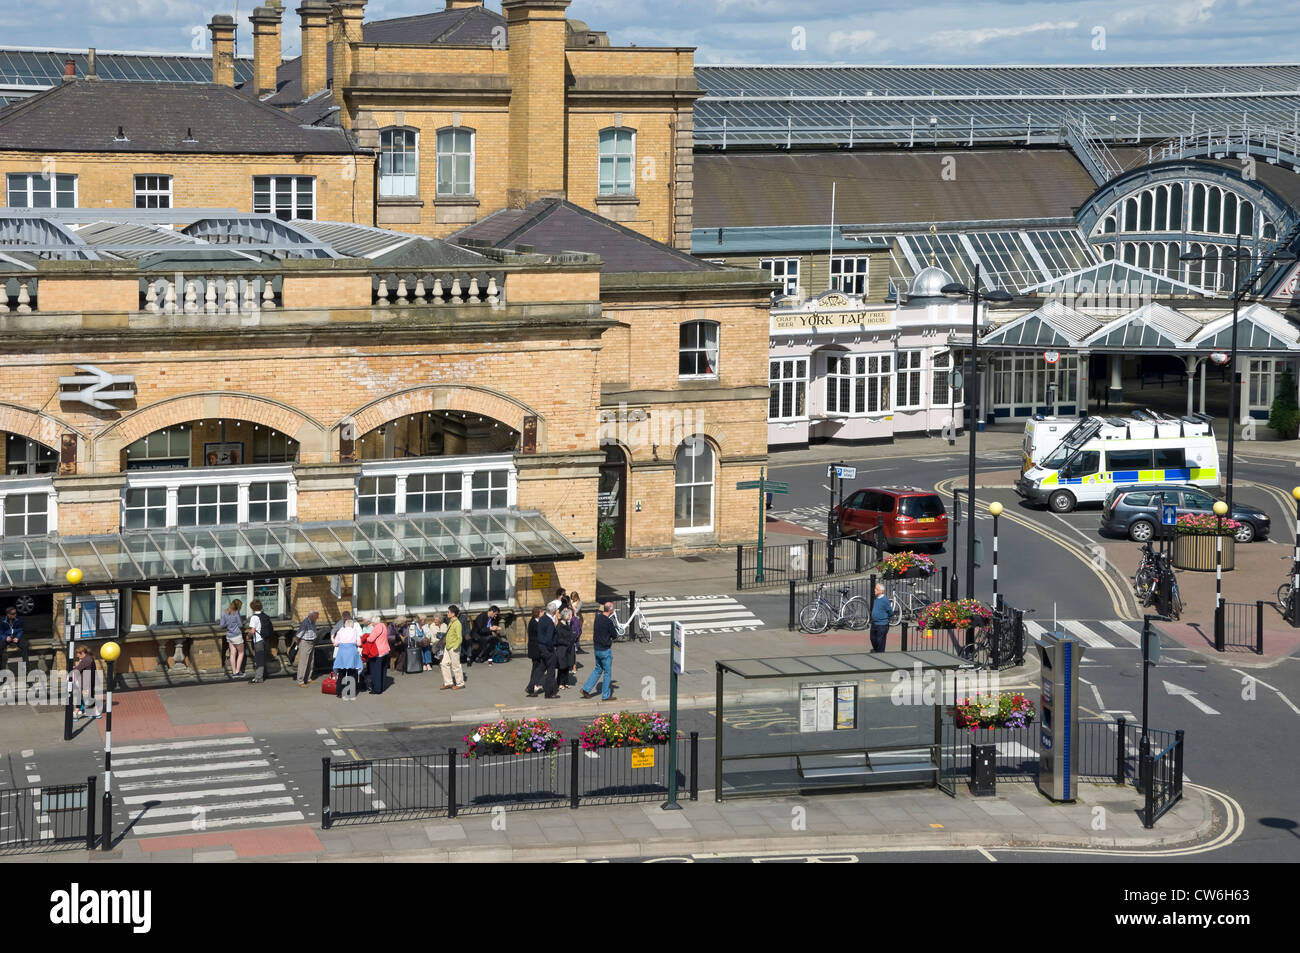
[{"left": 248, "top": 599, "right": 275, "bottom": 683}]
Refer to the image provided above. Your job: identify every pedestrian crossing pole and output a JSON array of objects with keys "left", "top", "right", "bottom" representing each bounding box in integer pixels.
[
  {"left": 63, "top": 567, "right": 84, "bottom": 743},
  {"left": 1291, "top": 488, "right": 1300, "bottom": 627},
  {"left": 1213, "top": 501, "right": 1227, "bottom": 649},
  {"left": 988, "top": 501, "right": 1003, "bottom": 602},
  {"left": 100, "top": 640, "right": 120, "bottom": 851}
]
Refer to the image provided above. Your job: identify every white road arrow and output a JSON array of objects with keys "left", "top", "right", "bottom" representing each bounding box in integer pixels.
[{"left": 1163, "top": 680, "right": 1220, "bottom": 715}]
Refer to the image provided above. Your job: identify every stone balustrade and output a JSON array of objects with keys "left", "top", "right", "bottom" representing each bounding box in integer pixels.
[{"left": 371, "top": 270, "right": 504, "bottom": 307}]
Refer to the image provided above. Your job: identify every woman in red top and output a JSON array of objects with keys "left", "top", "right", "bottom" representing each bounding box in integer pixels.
[{"left": 361, "top": 615, "right": 391, "bottom": 695}]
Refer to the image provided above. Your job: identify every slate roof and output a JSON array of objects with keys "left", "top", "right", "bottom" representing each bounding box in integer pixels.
[
  {"left": 693, "top": 149, "right": 1098, "bottom": 229},
  {"left": 452, "top": 199, "right": 719, "bottom": 274},
  {"left": 0, "top": 79, "right": 359, "bottom": 154},
  {"left": 362, "top": 6, "right": 506, "bottom": 45}
]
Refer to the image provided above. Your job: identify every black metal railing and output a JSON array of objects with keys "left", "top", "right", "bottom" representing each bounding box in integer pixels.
[
  {"left": 787, "top": 569, "right": 950, "bottom": 631},
  {"left": 988, "top": 602, "right": 1026, "bottom": 670},
  {"left": 323, "top": 735, "right": 698, "bottom": 828},
  {"left": 1142, "top": 730, "right": 1185, "bottom": 829},
  {"left": 739, "top": 534, "right": 883, "bottom": 590},
  {"left": 1215, "top": 600, "right": 1264, "bottom": 654},
  {"left": 0, "top": 778, "right": 96, "bottom": 853}
]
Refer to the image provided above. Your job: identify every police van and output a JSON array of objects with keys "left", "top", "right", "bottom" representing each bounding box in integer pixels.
[
  {"left": 1021, "top": 416, "right": 1084, "bottom": 474},
  {"left": 1015, "top": 414, "right": 1219, "bottom": 513},
  {"left": 1020, "top": 411, "right": 1213, "bottom": 474}
]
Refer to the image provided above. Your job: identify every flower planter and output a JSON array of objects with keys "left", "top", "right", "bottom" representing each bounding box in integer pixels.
[
  {"left": 1173, "top": 533, "right": 1235, "bottom": 572},
  {"left": 883, "top": 568, "right": 932, "bottom": 580}
]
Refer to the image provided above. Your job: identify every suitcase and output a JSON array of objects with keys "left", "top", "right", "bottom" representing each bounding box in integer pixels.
[
  {"left": 405, "top": 632, "right": 423, "bottom": 674},
  {"left": 321, "top": 674, "right": 337, "bottom": 695}
]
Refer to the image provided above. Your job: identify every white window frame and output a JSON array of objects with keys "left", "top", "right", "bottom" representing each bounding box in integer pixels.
[
  {"left": 895, "top": 349, "right": 924, "bottom": 410},
  {"left": 830, "top": 256, "right": 870, "bottom": 295},
  {"left": 679, "top": 320, "right": 720, "bottom": 379},
  {"left": 6, "top": 172, "right": 77, "bottom": 209},
  {"left": 769, "top": 358, "right": 808, "bottom": 421},
  {"left": 252, "top": 175, "right": 315, "bottom": 221},
  {"left": 673, "top": 439, "right": 714, "bottom": 534},
  {"left": 435, "top": 127, "right": 475, "bottom": 197},
  {"left": 140, "top": 579, "right": 287, "bottom": 630},
  {"left": 598, "top": 127, "right": 636, "bottom": 197},
  {"left": 379, "top": 127, "right": 420, "bottom": 198},
  {"left": 0, "top": 478, "right": 57, "bottom": 537},
  {"left": 1248, "top": 358, "right": 1285, "bottom": 412},
  {"left": 133, "top": 174, "right": 173, "bottom": 209},
  {"left": 931, "top": 350, "right": 962, "bottom": 407},
  {"left": 760, "top": 257, "right": 800, "bottom": 298},
  {"left": 826, "top": 353, "right": 891, "bottom": 416},
  {"left": 355, "top": 454, "right": 519, "bottom": 614},
  {"left": 121, "top": 465, "right": 297, "bottom": 530}
]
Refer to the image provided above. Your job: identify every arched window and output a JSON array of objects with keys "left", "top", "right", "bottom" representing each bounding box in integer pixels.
[
  {"left": 1123, "top": 197, "right": 1139, "bottom": 232},
  {"left": 1238, "top": 200, "right": 1253, "bottom": 237},
  {"left": 1191, "top": 184, "right": 1206, "bottom": 232},
  {"left": 674, "top": 439, "right": 714, "bottom": 532},
  {"left": 598, "top": 127, "right": 636, "bottom": 196},
  {"left": 1139, "top": 191, "right": 1153, "bottom": 231},
  {"left": 379, "top": 128, "right": 419, "bottom": 198},
  {"left": 1207, "top": 187, "right": 1222, "bottom": 234},
  {"left": 679, "top": 320, "right": 720, "bottom": 378},
  {"left": 436, "top": 127, "right": 475, "bottom": 197},
  {"left": 1222, "top": 192, "right": 1238, "bottom": 236},
  {"left": 1154, "top": 186, "right": 1168, "bottom": 230},
  {"left": 1169, "top": 183, "right": 1184, "bottom": 230},
  {"left": 4, "top": 433, "right": 58, "bottom": 476}
]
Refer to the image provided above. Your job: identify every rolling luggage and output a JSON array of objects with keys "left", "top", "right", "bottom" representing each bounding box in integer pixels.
[{"left": 405, "top": 627, "right": 423, "bottom": 674}]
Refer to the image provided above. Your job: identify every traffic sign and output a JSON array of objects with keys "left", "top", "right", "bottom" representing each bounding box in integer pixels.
[
  {"left": 827, "top": 465, "right": 857, "bottom": 480},
  {"left": 1210, "top": 351, "right": 1229, "bottom": 365},
  {"left": 1161, "top": 504, "right": 1178, "bottom": 526},
  {"left": 672, "top": 620, "right": 686, "bottom": 675},
  {"left": 738, "top": 479, "right": 788, "bottom": 493},
  {"left": 948, "top": 369, "right": 964, "bottom": 391},
  {"left": 1043, "top": 350, "right": 1061, "bottom": 365}
]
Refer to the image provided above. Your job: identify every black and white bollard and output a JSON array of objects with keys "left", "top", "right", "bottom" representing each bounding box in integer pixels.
[
  {"left": 1291, "top": 488, "right": 1300, "bottom": 627},
  {"left": 1214, "top": 502, "right": 1227, "bottom": 651},
  {"left": 988, "top": 501, "right": 1003, "bottom": 603}
]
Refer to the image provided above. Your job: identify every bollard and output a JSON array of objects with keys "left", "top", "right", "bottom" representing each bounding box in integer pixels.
[
  {"left": 901, "top": 620, "right": 908, "bottom": 653},
  {"left": 1114, "top": 717, "right": 1127, "bottom": 784},
  {"left": 447, "top": 747, "right": 458, "bottom": 819},
  {"left": 1214, "top": 602, "right": 1225, "bottom": 652},
  {"left": 736, "top": 545, "right": 743, "bottom": 591},
  {"left": 1256, "top": 600, "right": 1264, "bottom": 655},
  {"left": 321, "top": 757, "right": 332, "bottom": 830},
  {"left": 570, "top": 739, "right": 580, "bottom": 810},
  {"left": 806, "top": 539, "right": 815, "bottom": 582},
  {"left": 85, "top": 776, "right": 97, "bottom": 851},
  {"left": 788, "top": 580, "right": 797, "bottom": 631},
  {"left": 689, "top": 731, "right": 699, "bottom": 801}
]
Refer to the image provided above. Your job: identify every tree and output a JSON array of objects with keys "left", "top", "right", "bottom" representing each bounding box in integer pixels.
[{"left": 1269, "top": 367, "right": 1300, "bottom": 440}]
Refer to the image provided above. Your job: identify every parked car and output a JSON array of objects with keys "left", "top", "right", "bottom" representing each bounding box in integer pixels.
[
  {"left": 835, "top": 486, "right": 949, "bottom": 551},
  {"left": 1100, "top": 483, "right": 1270, "bottom": 543}
]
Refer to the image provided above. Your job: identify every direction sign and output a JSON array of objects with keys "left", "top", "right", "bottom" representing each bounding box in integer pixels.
[
  {"left": 737, "top": 479, "right": 788, "bottom": 493},
  {"left": 1161, "top": 504, "right": 1178, "bottom": 527},
  {"left": 671, "top": 620, "right": 686, "bottom": 675},
  {"left": 827, "top": 465, "right": 857, "bottom": 480}
]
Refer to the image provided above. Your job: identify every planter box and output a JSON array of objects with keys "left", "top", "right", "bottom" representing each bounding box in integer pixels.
[
  {"left": 1173, "top": 533, "right": 1235, "bottom": 572},
  {"left": 882, "top": 567, "right": 932, "bottom": 579}
]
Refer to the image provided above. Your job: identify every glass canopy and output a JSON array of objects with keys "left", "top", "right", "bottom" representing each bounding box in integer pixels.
[{"left": 0, "top": 510, "right": 581, "bottom": 595}]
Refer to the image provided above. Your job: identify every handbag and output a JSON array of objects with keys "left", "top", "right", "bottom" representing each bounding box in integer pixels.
[
  {"left": 321, "top": 674, "right": 337, "bottom": 695},
  {"left": 361, "top": 637, "right": 378, "bottom": 661}
]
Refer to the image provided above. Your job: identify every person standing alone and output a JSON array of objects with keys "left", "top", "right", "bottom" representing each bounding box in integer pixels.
[
  {"left": 869, "top": 584, "right": 892, "bottom": 653},
  {"left": 580, "top": 602, "right": 617, "bottom": 702},
  {"left": 440, "top": 605, "right": 466, "bottom": 690}
]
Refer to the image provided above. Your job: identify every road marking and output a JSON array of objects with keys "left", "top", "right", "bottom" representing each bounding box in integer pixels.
[
  {"left": 1162, "top": 680, "right": 1220, "bottom": 715},
  {"left": 20, "top": 750, "right": 33, "bottom": 758},
  {"left": 1062, "top": 620, "right": 1112, "bottom": 649},
  {"left": 1078, "top": 677, "right": 1106, "bottom": 711},
  {"left": 976, "top": 847, "right": 998, "bottom": 863},
  {"left": 114, "top": 759, "right": 272, "bottom": 779},
  {"left": 118, "top": 771, "right": 280, "bottom": 792},
  {"left": 1230, "top": 668, "right": 1300, "bottom": 716},
  {"left": 112, "top": 736, "right": 257, "bottom": 755},
  {"left": 131, "top": 812, "right": 305, "bottom": 838},
  {"left": 128, "top": 797, "right": 296, "bottom": 819},
  {"left": 112, "top": 747, "right": 264, "bottom": 767},
  {"left": 121, "top": 783, "right": 289, "bottom": 805},
  {"left": 1100, "top": 619, "right": 1142, "bottom": 647}
]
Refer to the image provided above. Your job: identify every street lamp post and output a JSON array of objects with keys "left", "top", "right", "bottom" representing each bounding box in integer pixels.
[
  {"left": 1290, "top": 487, "right": 1300, "bottom": 627},
  {"left": 1213, "top": 500, "right": 1228, "bottom": 651},
  {"left": 100, "top": 640, "right": 120, "bottom": 851},
  {"left": 942, "top": 266, "right": 1013, "bottom": 602},
  {"left": 62, "top": 567, "right": 83, "bottom": 743},
  {"left": 989, "top": 501, "right": 1003, "bottom": 606}
]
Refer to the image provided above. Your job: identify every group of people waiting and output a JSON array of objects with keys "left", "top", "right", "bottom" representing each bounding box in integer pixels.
[{"left": 523, "top": 593, "right": 618, "bottom": 702}]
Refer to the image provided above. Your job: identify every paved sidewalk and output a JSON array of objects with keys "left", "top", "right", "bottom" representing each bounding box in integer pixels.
[{"left": 6, "top": 776, "right": 1221, "bottom": 863}]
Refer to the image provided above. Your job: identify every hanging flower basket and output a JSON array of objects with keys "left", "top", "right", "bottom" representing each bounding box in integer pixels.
[
  {"left": 579, "top": 711, "right": 671, "bottom": 750},
  {"left": 954, "top": 693, "right": 1037, "bottom": 730},
  {"left": 464, "top": 717, "right": 564, "bottom": 759},
  {"left": 917, "top": 598, "right": 993, "bottom": 631},
  {"left": 877, "top": 551, "right": 937, "bottom": 578}
]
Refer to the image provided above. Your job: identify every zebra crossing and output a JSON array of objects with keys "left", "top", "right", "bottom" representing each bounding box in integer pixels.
[
  {"left": 107, "top": 735, "right": 306, "bottom": 838},
  {"left": 637, "top": 595, "right": 765, "bottom": 634},
  {"left": 1023, "top": 619, "right": 1144, "bottom": 650}
]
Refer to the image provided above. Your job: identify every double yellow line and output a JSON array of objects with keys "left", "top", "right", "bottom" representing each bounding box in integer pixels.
[{"left": 934, "top": 476, "right": 1137, "bottom": 620}]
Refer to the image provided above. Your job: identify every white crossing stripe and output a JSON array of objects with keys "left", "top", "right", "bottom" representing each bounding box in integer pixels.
[
  {"left": 1062, "top": 620, "right": 1112, "bottom": 649},
  {"left": 1025, "top": 620, "right": 1048, "bottom": 642},
  {"left": 635, "top": 596, "right": 764, "bottom": 633},
  {"left": 1100, "top": 619, "right": 1143, "bottom": 647},
  {"left": 111, "top": 737, "right": 305, "bottom": 838}
]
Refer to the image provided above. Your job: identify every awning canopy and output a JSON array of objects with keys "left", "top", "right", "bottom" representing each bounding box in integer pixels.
[{"left": 0, "top": 510, "right": 581, "bottom": 596}]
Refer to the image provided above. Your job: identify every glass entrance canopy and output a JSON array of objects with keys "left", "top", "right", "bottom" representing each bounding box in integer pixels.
[{"left": 0, "top": 510, "right": 580, "bottom": 595}]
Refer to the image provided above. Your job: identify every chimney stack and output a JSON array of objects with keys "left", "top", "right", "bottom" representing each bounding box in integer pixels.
[
  {"left": 87, "top": 48, "right": 97, "bottom": 80},
  {"left": 208, "top": 15, "right": 237, "bottom": 86},
  {"left": 330, "top": 0, "right": 367, "bottom": 125},
  {"left": 502, "top": 0, "right": 571, "bottom": 208},
  {"left": 445, "top": 1, "right": 485, "bottom": 8},
  {"left": 251, "top": 5, "right": 284, "bottom": 97},
  {"left": 297, "top": 0, "right": 331, "bottom": 99},
  {"left": 62, "top": 58, "right": 76, "bottom": 81}
]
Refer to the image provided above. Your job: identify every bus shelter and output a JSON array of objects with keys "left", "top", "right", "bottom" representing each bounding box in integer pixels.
[{"left": 714, "top": 651, "right": 965, "bottom": 801}]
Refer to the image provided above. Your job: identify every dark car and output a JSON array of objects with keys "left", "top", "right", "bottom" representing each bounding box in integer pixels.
[
  {"left": 1100, "top": 484, "right": 1270, "bottom": 543},
  {"left": 835, "top": 487, "right": 949, "bottom": 551}
]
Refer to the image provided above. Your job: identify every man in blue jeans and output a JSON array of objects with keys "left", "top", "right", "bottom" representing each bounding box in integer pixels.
[
  {"left": 580, "top": 602, "right": 617, "bottom": 701},
  {"left": 0, "top": 606, "right": 26, "bottom": 672},
  {"left": 869, "top": 583, "right": 892, "bottom": 653}
]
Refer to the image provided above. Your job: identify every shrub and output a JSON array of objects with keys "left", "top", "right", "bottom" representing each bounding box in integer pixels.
[{"left": 1269, "top": 368, "right": 1300, "bottom": 439}]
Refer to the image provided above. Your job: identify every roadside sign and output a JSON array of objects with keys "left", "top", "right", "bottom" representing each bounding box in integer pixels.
[
  {"left": 631, "top": 747, "right": 655, "bottom": 769},
  {"left": 1161, "top": 504, "right": 1178, "bottom": 527},
  {"left": 827, "top": 465, "right": 857, "bottom": 480},
  {"left": 1210, "top": 351, "right": 1229, "bottom": 365},
  {"left": 948, "top": 369, "right": 964, "bottom": 392},
  {"left": 671, "top": 620, "right": 686, "bottom": 675},
  {"left": 1043, "top": 350, "right": 1061, "bottom": 364}
]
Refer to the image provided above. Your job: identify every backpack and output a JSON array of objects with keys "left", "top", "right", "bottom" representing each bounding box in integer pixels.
[{"left": 257, "top": 611, "right": 275, "bottom": 641}]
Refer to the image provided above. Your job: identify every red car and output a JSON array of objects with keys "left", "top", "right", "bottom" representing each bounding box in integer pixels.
[{"left": 835, "top": 487, "right": 949, "bottom": 551}]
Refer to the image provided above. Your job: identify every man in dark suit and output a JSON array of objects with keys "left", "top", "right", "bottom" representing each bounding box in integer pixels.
[
  {"left": 537, "top": 601, "right": 560, "bottom": 698},
  {"left": 524, "top": 607, "right": 545, "bottom": 697},
  {"left": 467, "top": 605, "right": 502, "bottom": 666}
]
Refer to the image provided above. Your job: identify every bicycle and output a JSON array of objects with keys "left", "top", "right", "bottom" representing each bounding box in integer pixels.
[
  {"left": 885, "top": 577, "right": 939, "bottom": 627},
  {"left": 1133, "top": 541, "right": 1158, "bottom": 604},
  {"left": 1152, "top": 550, "right": 1182, "bottom": 621},
  {"left": 798, "top": 583, "right": 870, "bottom": 634},
  {"left": 610, "top": 602, "right": 655, "bottom": 643}
]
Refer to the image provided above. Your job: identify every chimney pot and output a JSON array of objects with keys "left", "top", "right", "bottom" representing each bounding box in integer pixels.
[{"left": 62, "top": 58, "right": 76, "bottom": 81}]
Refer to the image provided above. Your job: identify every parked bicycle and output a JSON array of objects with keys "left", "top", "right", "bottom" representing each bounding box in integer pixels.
[
  {"left": 1134, "top": 540, "right": 1158, "bottom": 604},
  {"left": 886, "top": 577, "right": 938, "bottom": 627},
  {"left": 799, "top": 583, "right": 869, "bottom": 634},
  {"left": 610, "top": 602, "right": 654, "bottom": 642},
  {"left": 1133, "top": 542, "right": 1181, "bottom": 620},
  {"left": 1276, "top": 557, "right": 1300, "bottom": 623}
]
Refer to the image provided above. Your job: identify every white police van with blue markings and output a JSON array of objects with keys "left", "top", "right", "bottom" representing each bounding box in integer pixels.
[{"left": 1015, "top": 414, "right": 1219, "bottom": 514}]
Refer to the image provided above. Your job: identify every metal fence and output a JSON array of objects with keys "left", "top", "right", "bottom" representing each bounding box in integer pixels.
[
  {"left": 1215, "top": 600, "right": 1264, "bottom": 654},
  {"left": 988, "top": 603, "right": 1026, "bottom": 670},
  {"left": 739, "top": 534, "right": 884, "bottom": 590},
  {"left": 0, "top": 778, "right": 96, "bottom": 853},
  {"left": 787, "top": 570, "right": 951, "bottom": 631},
  {"left": 323, "top": 736, "right": 697, "bottom": 828},
  {"left": 1142, "top": 730, "right": 1185, "bottom": 829},
  {"left": 947, "top": 719, "right": 1135, "bottom": 784}
]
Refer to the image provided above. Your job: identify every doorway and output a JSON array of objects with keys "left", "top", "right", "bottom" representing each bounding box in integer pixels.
[{"left": 598, "top": 444, "right": 627, "bottom": 559}]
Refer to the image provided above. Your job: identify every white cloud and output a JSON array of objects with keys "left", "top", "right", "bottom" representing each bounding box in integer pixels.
[
  {"left": 827, "top": 29, "right": 885, "bottom": 55},
  {"left": 925, "top": 19, "right": 1081, "bottom": 51}
]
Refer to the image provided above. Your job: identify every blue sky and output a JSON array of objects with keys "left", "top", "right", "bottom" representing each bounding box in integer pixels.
[{"left": 2, "top": 0, "right": 1295, "bottom": 66}]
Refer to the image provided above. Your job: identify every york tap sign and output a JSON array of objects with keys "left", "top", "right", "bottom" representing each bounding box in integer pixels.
[
  {"left": 58, "top": 365, "right": 136, "bottom": 410},
  {"left": 770, "top": 293, "right": 894, "bottom": 334}
]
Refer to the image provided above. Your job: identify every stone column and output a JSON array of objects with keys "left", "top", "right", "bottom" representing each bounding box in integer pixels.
[{"left": 1108, "top": 354, "right": 1124, "bottom": 404}]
